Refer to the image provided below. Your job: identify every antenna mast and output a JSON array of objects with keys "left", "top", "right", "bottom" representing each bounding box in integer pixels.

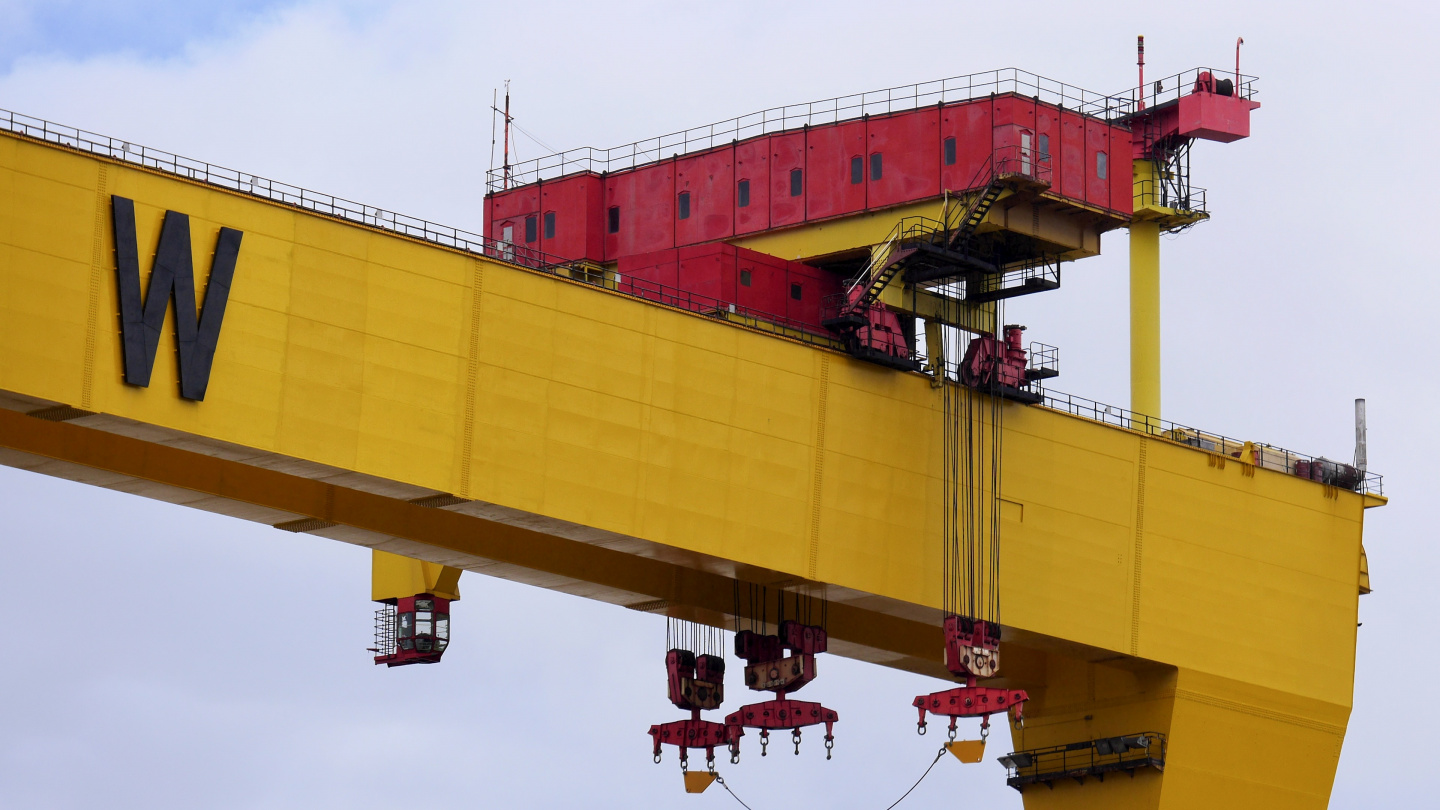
[
  {"left": 502, "top": 80, "right": 513, "bottom": 190},
  {"left": 489, "top": 88, "right": 498, "bottom": 189}
]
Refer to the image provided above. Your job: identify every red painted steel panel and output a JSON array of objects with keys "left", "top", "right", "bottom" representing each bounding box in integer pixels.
[
  {"left": 1059, "top": 110, "right": 1086, "bottom": 201},
  {"left": 605, "top": 163, "right": 675, "bottom": 259},
  {"left": 769, "top": 132, "right": 806, "bottom": 228},
  {"left": 679, "top": 243, "right": 735, "bottom": 306},
  {"left": 1109, "top": 123, "right": 1133, "bottom": 214},
  {"left": 805, "top": 120, "right": 866, "bottom": 220},
  {"left": 539, "top": 175, "right": 604, "bottom": 261},
  {"left": 676, "top": 150, "right": 735, "bottom": 248},
  {"left": 485, "top": 185, "right": 540, "bottom": 245},
  {"left": 734, "top": 138, "right": 770, "bottom": 235},
  {"left": 940, "top": 100, "right": 993, "bottom": 192},
  {"left": 866, "top": 107, "right": 940, "bottom": 209},
  {"left": 1035, "top": 104, "right": 1058, "bottom": 192},
  {"left": 735, "top": 248, "right": 789, "bottom": 318},
  {"left": 785, "top": 261, "right": 839, "bottom": 327},
  {"left": 1085, "top": 120, "right": 1110, "bottom": 208}
]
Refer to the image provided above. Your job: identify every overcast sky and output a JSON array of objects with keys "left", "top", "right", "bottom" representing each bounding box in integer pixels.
[{"left": 0, "top": 1, "right": 1435, "bottom": 807}]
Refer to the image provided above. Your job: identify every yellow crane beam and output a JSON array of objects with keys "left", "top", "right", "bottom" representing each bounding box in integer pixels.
[{"left": 0, "top": 129, "right": 1382, "bottom": 809}]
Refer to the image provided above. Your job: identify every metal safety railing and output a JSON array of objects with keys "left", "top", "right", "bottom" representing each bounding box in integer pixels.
[
  {"left": 0, "top": 105, "right": 846, "bottom": 351},
  {"left": 0, "top": 106, "right": 533, "bottom": 261},
  {"left": 1001, "top": 732, "right": 1166, "bottom": 790},
  {"left": 372, "top": 604, "right": 397, "bottom": 658},
  {"left": 493, "top": 69, "right": 1147, "bottom": 191},
  {"left": 490, "top": 66, "right": 1257, "bottom": 191},
  {"left": 1134, "top": 179, "right": 1208, "bottom": 216},
  {"left": 1034, "top": 388, "right": 1383, "bottom": 495},
  {"left": 1120, "top": 66, "right": 1259, "bottom": 119}
]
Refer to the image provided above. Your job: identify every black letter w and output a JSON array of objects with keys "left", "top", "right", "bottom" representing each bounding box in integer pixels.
[{"left": 111, "top": 195, "right": 242, "bottom": 401}]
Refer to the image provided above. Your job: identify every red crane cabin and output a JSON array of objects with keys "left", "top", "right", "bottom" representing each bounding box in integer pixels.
[{"left": 484, "top": 92, "right": 1134, "bottom": 335}]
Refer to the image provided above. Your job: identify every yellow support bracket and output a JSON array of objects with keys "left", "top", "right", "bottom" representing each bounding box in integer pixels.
[{"left": 371, "top": 549, "right": 462, "bottom": 602}]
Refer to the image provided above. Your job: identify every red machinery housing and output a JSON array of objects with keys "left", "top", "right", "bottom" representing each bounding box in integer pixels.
[
  {"left": 485, "top": 93, "right": 1134, "bottom": 338},
  {"left": 724, "top": 621, "right": 839, "bottom": 760},
  {"left": 372, "top": 595, "right": 451, "bottom": 667}
]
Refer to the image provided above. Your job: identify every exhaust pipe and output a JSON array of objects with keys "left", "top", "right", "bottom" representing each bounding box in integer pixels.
[{"left": 1354, "top": 398, "right": 1367, "bottom": 475}]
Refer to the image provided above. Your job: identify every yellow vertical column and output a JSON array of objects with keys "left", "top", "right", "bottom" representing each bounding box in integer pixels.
[{"left": 1130, "top": 159, "right": 1162, "bottom": 424}]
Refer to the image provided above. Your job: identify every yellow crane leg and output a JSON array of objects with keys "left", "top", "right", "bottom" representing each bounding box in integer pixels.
[
  {"left": 371, "top": 549, "right": 462, "bottom": 602},
  {"left": 1130, "top": 157, "right": 1163, "bottom": 425},
  {"left": 1130, "top": 220, "right": 1161, "bottom": 424}
]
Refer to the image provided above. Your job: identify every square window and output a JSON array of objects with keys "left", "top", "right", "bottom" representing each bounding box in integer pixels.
[
  {"left": 943, "top": 137, "right": 956, "bottom": 166},
  {"left": 790, "top": 282, "right": 803, "bottom": 301},
  {"left": 543, "top": 211, "right": 556, "bottom": 239},
  {"left": 850, "top": 156, "right": 863, "bottom": 185},
  {"left": 677, "top": 191, "right": 691, "bottom": 220},
  {"left": 870, "top": 152, "right": 883, "bottom": 181},
  {"left": 737, "top": 179, "right": 750, "bottom": 208},
  {"left": 524, "top": 216, "right": 537, "bottom": 243},
  {"left": 789, "top": 168, "right": 803, "bottom": 197},
  {"left": 608, "top": 206, "right": 620, "bottom": 234},
  {"left": 740, "top": 269, "right": 752, "bottom": 287}
]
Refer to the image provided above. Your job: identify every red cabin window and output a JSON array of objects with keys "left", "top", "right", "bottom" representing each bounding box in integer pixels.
[
  {"left": 850, "top": 156, "right": 863, "bottom": 185},
  {"left": 870, "top": 152, "right": 883, "bottom": 181},
  {"left": 737, "top": 179, "right": 750, "bottom": 208},
  {"left": 608, "top": 206, "right": 620, "bottom": 233},
  {"left": 789, "top": 168, "right": 803, "bottom": 197},
  {"left": 791, "top": 282, "right": 803, "bottom": 301},
  {"left": 740, "top": 269, "right": 752, "bottom": 287},
  {"left": 524, "top": 215, "right": 536, "bottom": 243},
  {"left": 543, "top": 211, "right": 556, "bottom": 239},
  {"left": 677, "top": 191, "right": 691, "bottom": 220},
  {"left": 943, "top": 137, "right": 956, "bottom": 166},
  {"left": 1096, "top": 151, "right": 1108, "bottom": 180}
]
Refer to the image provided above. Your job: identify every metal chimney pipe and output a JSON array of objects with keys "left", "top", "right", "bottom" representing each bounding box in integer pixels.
[{"left": 1354, "top": 398, "right": 1367, "bottom": 474}]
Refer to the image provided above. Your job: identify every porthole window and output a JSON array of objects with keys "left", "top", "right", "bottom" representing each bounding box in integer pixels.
[
  {"left": 850, "top": 156, "right": 863, "bottom": 185},
  {"left": 737, "top": 179, "right": 750, "bottom": 208},
  {"left": 677, "top": 191, "right": 691, "bottom": 220},
  {"left": 1096, "top": 151, "right": 1108, "bottom": 180},
  {"left": 870, "top": 152, "right": 883, "bottom": 181},
  {"left": 543, "top": 211, "right": 556, "bottom": 239},
  {"left": 607, "top": 206, "right": 620, "bottom": 234},
  {"left": 789, "top": 168, "right": 803, "bottom": 197},
  {"left": 943, "top": 137, "right": 956, "bottom": 166}
]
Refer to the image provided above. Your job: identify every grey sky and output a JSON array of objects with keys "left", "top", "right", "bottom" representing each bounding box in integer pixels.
[{"left": 0, "top": 1, "right": 1433, "bottom": 806}]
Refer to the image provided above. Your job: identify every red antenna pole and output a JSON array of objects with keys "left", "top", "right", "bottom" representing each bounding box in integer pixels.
[
  {"left": 502, "top": 79, "right": 512, "bottom": 190},
  {"left": 1235, "top": 37, "right": 1244, "bottom": 94},
  {"left": 1137, "top": 35, "right": 1146, "bottom": 111}
]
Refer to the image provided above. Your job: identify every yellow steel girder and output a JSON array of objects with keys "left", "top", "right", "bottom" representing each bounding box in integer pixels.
[{"left": 0, "top": 128, "right": 1382, "bottom": 809}]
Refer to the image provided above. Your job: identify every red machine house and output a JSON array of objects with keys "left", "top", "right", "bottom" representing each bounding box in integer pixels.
[{"left": 484, "top": 88, "right": 1135, "bottom": 360}]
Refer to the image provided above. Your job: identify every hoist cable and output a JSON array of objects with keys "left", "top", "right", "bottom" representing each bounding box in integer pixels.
[
  {"left": 882, "top": 747, "right": 949, "bottom": 810},
  {"left": 708, "top": 746, "right": 948, "bottom": 810}
]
